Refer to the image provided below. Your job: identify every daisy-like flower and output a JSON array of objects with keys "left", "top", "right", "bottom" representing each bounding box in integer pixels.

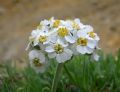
[
  {"left": 37, "top": 17, "right": 55, "bottom": 33},
  {"left": 80, "top": 25, "right": 100, "bottom": 41},
  {"left": 52, "top": 19, "right": 61, "bottom": 28},
  {"left": 38, "top": 18, "right": 53, "bottom": 28},
  {"left": 25, "top": 29, "right": 41, "bottom": 50},
  {"left": 33, "top": 31, "right": 49, "bottom": 46},
  {"left": 29, "top": 50, "right": 47, "bottom": 73},
  {"left": 72, "top": 18, "right": 84, "bottom": 30},
  {"left": 27, "top": 17, "right": 100, "bottom": 66},
  {"left": 76, "top": 37, "right": 94, "bottom": 54},
  {"left": 32, "top": 29, "right": 57, "bottom": 49},
  {"left": 53, "top": 26, "right": 76, "bottom": 44},
  {"left": 75, "top": 27, "right": 99, "bottom": 54},
  {"left": 45, "top": 39, "right": 73, "bottom": 63},
  {"left": 29, "top": 29, "right": 40, "bottom": 43}
]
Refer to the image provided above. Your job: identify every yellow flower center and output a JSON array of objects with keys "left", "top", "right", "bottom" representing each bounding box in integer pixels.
[
  {"left": 57, "top": 27, "right": 68, "bottom": 37},
  {"left": 77, "top": 38, "right": 88, "bottom": 46},
  {"left": 33, "top": 58, "right": 42, "bottom": 67},
  {"left": 53, "top": 20, "right": 60, "bottom": 28},
  {"left": 39, "top": 36, "right": 47, "bottom": 43},
  {"left": 88, "top": 32, "right": 95, "bottom": 38},
  {"left": 54, "top": 44, "right": 64, "bottom": 54},
  {"left": 72, "top": 22, "right": 80, "bottom": 30}
]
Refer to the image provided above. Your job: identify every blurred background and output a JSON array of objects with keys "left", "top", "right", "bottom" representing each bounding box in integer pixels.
[{"left": 0, "top": 0, "right": 120, "bottom": 62}]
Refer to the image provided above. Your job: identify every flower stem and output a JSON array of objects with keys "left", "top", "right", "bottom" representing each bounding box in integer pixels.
[
  {"left": 51, "top": 63, "right": 64, "bottom": 92},
  {"left": 64, "top": 64, "right": 76, "bottom": 84}
]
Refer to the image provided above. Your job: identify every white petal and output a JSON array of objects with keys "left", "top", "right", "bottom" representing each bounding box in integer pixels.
[
  {"left": 82, "top": 25, "right": 93, "bottom": 33},
  {"left": 39, "top": 43, "right": 45, "bottom": 50},
  {"left": 95, "top": 34, "right": 100, "bottom": 41},
  {"left": 86, "top": 47, "right": 94, "bottom": 54},
  {"left": 56, "top": 54, "right": 62, "bottom": 63},
  {"left": 63, "top": 21, "right": 73, "bottom": 30},
  {"left": 96, "top": 46, "right": 101, "bottom": 50},
  {"left": 64, "top": 49, "right": 73, "bottom": 58},
  {"left": 79, "top": 23, "right": 84, "bottom": 29},
  {"left": 76, "top": 46, "right": 87, "bottom": 54},
  {"left": 65, "top": 35, "right": 76, "bottom": 43},
  {"left": 33, "top": 38, "right": 39, "bottom": 46},
  {"left": 29, "top": 50, "right": 39, "bottom": 60},
  {"left": 92, "top": 53, "right": 100, "bottom": 61},
  {"left": 48, "top": 35, "right": 57, "bottom": 43},
  {"left": 57, "top": 39, "right": 68, "bottom": 47},
  {"left": 45, "top": 46, "right": 54, "bottom": 53},
  {"left": 43, "top": 40, "right": 49, "bottom": 45},
  {"left": 31, "top": 29, "right": 40, "bottom": 37},
  {"left": 29, "top": 50, "right": 47, "bottom": 73},
  {"left": 41, "top": 19, "right": 49, "bottom": 25},
  {"left": 77, "top": 30, "right": 87, "bottom": 38},
  {"left": 38, "top": 52, "right": 46, "bottom": 63},
  {"left": 70, "top": 45, "right": 79, "bottom": 55},
  {"left": 87, "top": 33, "right": 100, "bottom": 41},
  {"left": 38, "top": 31, "right": 45, "bottom": 36},
  {"left": 87, "top": 39, "right": 97, "bottom": 49},
  {"left": 74, "top": 18, "right": 81, "bottom": 24},
  {"left": 48, "top": 52, "right": 56, "bottom": 58},
  {"left": 29, "top": 50, "right": 45, "bottom": 63},
  {"left": 56, "top": 49, "right": 73, "bottom": 63},
  {"left": 34, "top": 63, "right": 48, "bottom": 73}
]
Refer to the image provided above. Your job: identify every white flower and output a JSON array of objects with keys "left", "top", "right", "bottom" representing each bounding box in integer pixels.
[
  {"left": 69, "top": 44, "right": 79, "bottom": 55},
  {"left": 34, "top": 31, "right": 49, "bottom": 46},
  {"left": 79, "top": 25, "right": 100, "bottom": 41},
  {"left": 29, "top": 29, "right": 40, "bottom": 42},
  {"left": 75, "top": 38, "right": 94, "bottom": 54},
  {"left": 33, "top": 29, "right": 56, "bottom": 48},
  {"left": 53, "top": 26, "right": 76, "bottom": 43},
  {"left": 72, "top": 18, "right": 84, "bottom": 30},
  {"left": 37, "top": 17, "right": 55, "bottom": 32},
  {"left": 45, "top": 39, "right": 73, "bottom": 63},
  {"left": 40, "top": 19, "right": 50, "bottom": 26},
  {"left": 29, "top": 50, "right": 47, "bottom": 73},
  {"left": 26, "top": 29, "right": 40, "bottom": 50},
  {"left": 75, "top": 27, "right": 99, "bottom": 54},
  {"left": 27, "top": 17, "right": 100, "bottom": 65},
  {"left": 60, "top": 20, "right": 73, "bottom": 30},
  {"left": 51, "top": 19, "right": 61, "bottom": 28}
]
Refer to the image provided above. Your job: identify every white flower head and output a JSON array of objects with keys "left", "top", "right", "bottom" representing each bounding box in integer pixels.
[
  {"left": 29, "top": 29, "right": 40, "bottom": 42},
  {"left": 71, "top": 18, "right": 84, "bottom": 30},
  {"left": 52, "top": 19, "right": 61, "bottom": 28},
  {"left": 75, "top": 26, "right": 99, "bottom": 54},
  {"left": 45, "top": 39, "right": 73, "bottom": 63},
  {"left": 29, "top": 50, "right": 48, "bottom": 73},
  {"left": 79, "top": 25, "right": 100, "bottom": 41},
  {"left": 34, "top": 31, "right": 49, "bottom": 45},
  {"left": 54, "top": 26, "right": 76, "bottom": 43},
  {"left": 32, "top": 30, "right": 56, "bottom": 48},
  {"left": 27, "top": 17, "right": 100, "bottom": 65}
]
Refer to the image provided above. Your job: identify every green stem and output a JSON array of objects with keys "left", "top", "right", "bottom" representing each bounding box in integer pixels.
[
  {"left": 83, "top": 57, "right": 87, "bottom": 90},
  {"left": 64, "top": 64, "right": 76, "bottom": 84},
  {"left": 51, "top": 63, "right": 64, "bottom": 92}
]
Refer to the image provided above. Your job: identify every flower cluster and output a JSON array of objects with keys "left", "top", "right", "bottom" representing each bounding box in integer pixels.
[{"left": 27, "top": 17, "right": 100, "bottom": 73}]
